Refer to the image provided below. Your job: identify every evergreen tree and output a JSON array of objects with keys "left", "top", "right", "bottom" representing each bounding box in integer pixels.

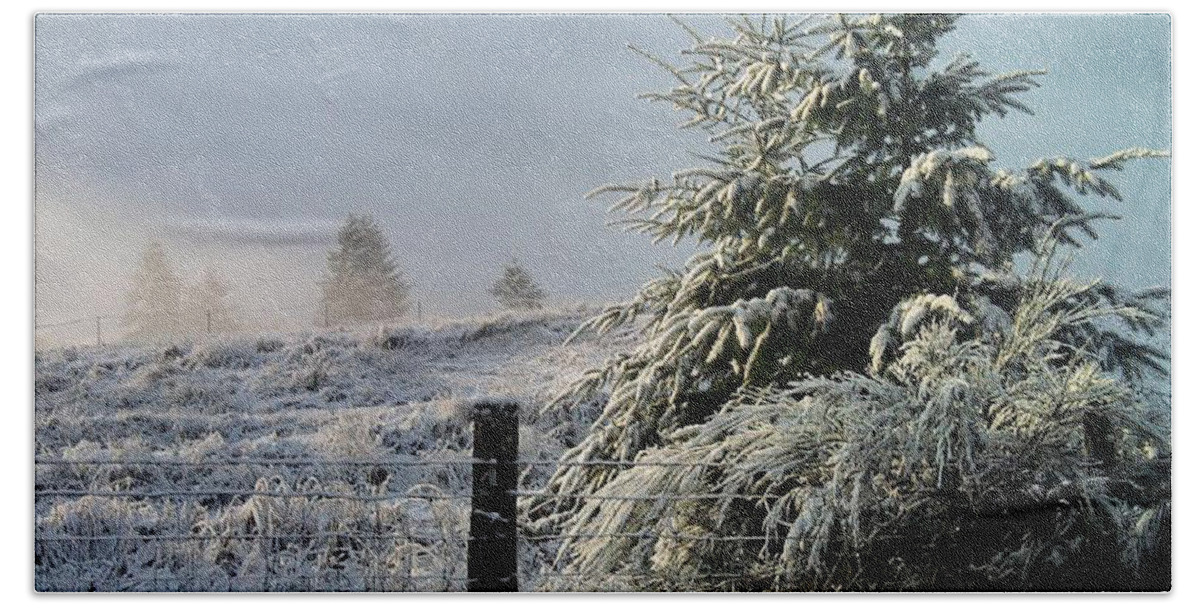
[
  {"left": 536, "top": 14, "right": 1169, "bottom": 590},
  {"left": 320, "top": 214, "right": 411, "bottom": 325},
  {"left": 122, "top": 240, "right": 183, "bottom": 342},
  {"left": 184, "top": 268, "right": 239, "bottom": 335},
  {"left": 489, "top": 259, "right": 546, "bottom": 310}
]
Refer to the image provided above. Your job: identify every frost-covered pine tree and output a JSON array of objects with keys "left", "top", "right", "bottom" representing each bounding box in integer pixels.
[
  {"left": 122, "top": 240, "right": 183, "bottom": 342},
  {"left": 535, "top": 14, "right": 1169, "bottom": 590},
  {"left": 320, "top": 214, "right": 412, "bottom": 326},
  {"left": 489, "top": 260, "right": 546, "bottom": 311}
]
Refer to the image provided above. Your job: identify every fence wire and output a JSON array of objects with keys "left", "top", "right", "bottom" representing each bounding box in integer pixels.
[
  {"left": 34, "top": 314, "right": 114, "bottom": 330},
  {"left": 36, "top": 488, "right": 469, "bottom": 500},
  {"left": 35, "top": 455, "right": 777, "bottom": 591}
]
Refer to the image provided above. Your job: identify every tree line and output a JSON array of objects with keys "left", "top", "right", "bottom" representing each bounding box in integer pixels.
[{"left": 120, "top": 213, "right": 547, "bottom": 342}]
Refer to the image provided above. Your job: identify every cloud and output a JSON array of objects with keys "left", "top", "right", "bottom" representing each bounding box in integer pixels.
[{"left": 165, "top": 217, "right": 337, "bottom": 246}]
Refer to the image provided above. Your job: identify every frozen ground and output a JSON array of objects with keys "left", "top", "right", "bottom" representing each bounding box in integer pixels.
[{"left": 34, "top": 309, "right": 631, "bottom": 591}]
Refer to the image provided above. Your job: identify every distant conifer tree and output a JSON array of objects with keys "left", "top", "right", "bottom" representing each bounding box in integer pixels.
[
  {"left": 489, "top": 260, "right": 546, "bottom": 311},
  {"left": 185, "top": 268, "right": 239, "bottom": 335},
  {"left": 122, "top": 240, "right": 183, "bottom": 341},
  {"left": 320, "top": 214, "right": 411, "bottom": 325}
]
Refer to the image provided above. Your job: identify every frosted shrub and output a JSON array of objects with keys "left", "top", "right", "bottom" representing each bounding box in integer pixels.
[
  {"left": 251, "top": 341, "right": 334, "bottom": 397},
  {"left": 293, "top": 351, "right": 330, "bottom": 393},
  {"left": 247, "top": 336, "right": 282, "bottom": 354},
  {"left": 183, "top": 339, "right": 259, "bottom": 370},
  {"left": 165, "top": 376, "right": 235, "bottom": 414},
  {"left": 370, "top": 326, "right": 419, "bottom": 351}
]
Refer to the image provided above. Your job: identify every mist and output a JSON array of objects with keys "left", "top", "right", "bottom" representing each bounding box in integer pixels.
[{"left": 34, "top": 13, "right": 1170, "bottom": 348}]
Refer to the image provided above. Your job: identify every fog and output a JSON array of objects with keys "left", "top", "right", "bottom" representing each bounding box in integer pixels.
[{"left": 34, "top": 13, "right": 1170, "bottom": 347}]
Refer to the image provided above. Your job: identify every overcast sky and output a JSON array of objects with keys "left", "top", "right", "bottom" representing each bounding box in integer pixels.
[{"left": 34, "top": 13, "right": 1170, "bottom": 342}]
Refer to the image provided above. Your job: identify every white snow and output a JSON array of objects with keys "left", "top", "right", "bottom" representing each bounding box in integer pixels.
[{"left": 34, "top": 308, "right": 633, "bottom": 591}]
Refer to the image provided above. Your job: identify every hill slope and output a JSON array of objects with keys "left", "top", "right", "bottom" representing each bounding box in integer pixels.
[{"left": 34, "top": 309, "right": 629, "bottom": 591}]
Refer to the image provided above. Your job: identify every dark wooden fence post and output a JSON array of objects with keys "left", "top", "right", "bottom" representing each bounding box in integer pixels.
[{"left": 468, "top": 399, "right": 519, "bottom": 592}]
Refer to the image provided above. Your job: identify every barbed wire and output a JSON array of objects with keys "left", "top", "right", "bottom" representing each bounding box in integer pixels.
[
  {"left": 35, "top": 457, "right": 731, "bottom": 468},
  {"left": 511, "top": 490, "right": 784, "bottom": 501},
  {"left": 209, "top": 572, "right": 473, "bottom": 584},
  {"left": 521, "top": 531, "right": 772, "bottom": 542},
  {"left": 35, "top": 532, "right": 467, "bottom": 543},
  {"left": 34, "top": 457, "right": 486, "bottom": 467},
  {"left": 537, "top": 572, "right": 752, "bottom": 580},
  {"left": 34, "top": 488, "right": 469, "bottom": 501},
  {"left": 42, "top": 572, "right": 475, "bottom": 592},
  {"left": 35, "top": 314, "right": 116, "bottom": 330},
  {"left": 35, "top": 486, "right": 781, "bottom": 502},
  {"left": 34, "top": 531, "right": 779, "bottom": 544},
  {"left": 35, "top": 456, "right": 783, "bottom": 590},
  {"left": 519, "top": 459, "right": 724, "bottom": 468}
]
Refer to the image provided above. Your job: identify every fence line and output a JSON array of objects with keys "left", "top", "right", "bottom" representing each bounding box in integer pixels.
[
  {"left": 37, "top": 532, "right": 466, "bottom": 543},
  {"left": 34, "top": 400, "right": 795, "bottom": 592},
  {"left": 48, "top": 573, "right": 475, "bottom": 593},
  {"left": 35, "top": 458, "right": 485, "bottom": 467},
  {"left": 511, "top": 490, "right": 784, "bottom": 501},
  {"left": 35, "top": 458, "right": 725, "bottom": 468},
  {"left": 37, "top": 487, "right": 776, "bottom": 502},
  {"left": 519, "top": 459, "right": 728, "bottom": 468},
  {"left": 539, "top": 572, "right": 753, "bottom": 580},
  {"left": 35, "top": 314, "right": 114, "bottom": 330},
  {"left": 36, "top": 488, "right": 468, "bottom": 500},
  {"left": 521, "top": 532, "right": 773, "bottom": 542}
]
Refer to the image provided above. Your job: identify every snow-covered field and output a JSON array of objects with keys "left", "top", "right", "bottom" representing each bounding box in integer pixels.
[{"left": 34, "top": 309, "right": 628, "bottom": 591}]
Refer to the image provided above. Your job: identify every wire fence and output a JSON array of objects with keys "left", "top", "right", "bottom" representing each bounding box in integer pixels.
[
  {"left": 34, "top": 402, "right": 776, "bottom": 592},
  {"left": 34, "top": 314, "right": 114, "bottom": 330},
  {"left": 34, "top": 311, "right": 240, "bottom": 349},
  {"left": 33, "top": 301, "right": 432, "bottom": 351}
]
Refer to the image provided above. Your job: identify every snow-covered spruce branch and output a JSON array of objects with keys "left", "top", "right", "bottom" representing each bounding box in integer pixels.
[{"left": 535, "top": 12, "right": 1168, "bottom": 590}]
